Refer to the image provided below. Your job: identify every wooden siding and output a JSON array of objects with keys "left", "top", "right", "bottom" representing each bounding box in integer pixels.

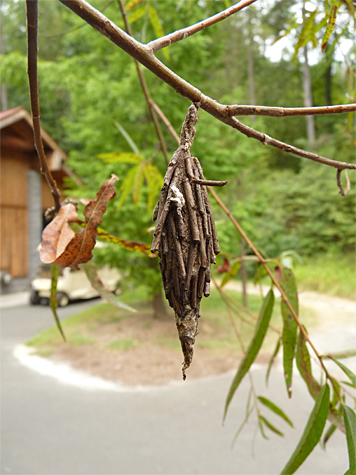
[{"left": 0, "top": 206, "right": 28, "bottom": 277}]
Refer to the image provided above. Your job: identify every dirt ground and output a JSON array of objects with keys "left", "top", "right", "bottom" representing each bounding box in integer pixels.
[
  {"left": 48, "top": 286, "right": 356, "bottom": 387},
  {"left": 49, "top": 310, "right": 248, "bottom": 386}
]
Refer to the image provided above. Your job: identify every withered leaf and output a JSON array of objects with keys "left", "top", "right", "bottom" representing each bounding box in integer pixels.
[
  {"left": 217, "top": 258, "right": 231, "bottom": 274},
  {"left": 40, "top": 174, "right": 119, "bottom": 268}
]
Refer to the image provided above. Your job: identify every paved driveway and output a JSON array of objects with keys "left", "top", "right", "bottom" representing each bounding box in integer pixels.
[{"left": 0, "top": 299, "right": 350, "bottom": 474}]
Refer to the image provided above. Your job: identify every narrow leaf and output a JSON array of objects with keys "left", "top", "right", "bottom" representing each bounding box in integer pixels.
[
  {"left": 125, "top": 0, "right": 144, "bottom": 11},
  {"left": 224, "top": 289, "right": 275, "bottom": 419},
  {"left": 148, "top": 5, "right": 170, "bottom": 61},
  {"left": 114, "top": 121, "right": 141, "bottom": 155},
  {"left": 280, "top": 267, "right": 299, "bottom": 397},
  {"left": 266, "top": 337, "right": 281, "bottom": 386},
  {"left": 258, "top": 414, "right": 269, "bottom": 439},
  {"left": 258, "top": 396, "right": 293, "bottom": 427},
  {"left": 117, "top": 166, "right": 138, "bottom": 209},
  {"left": 49, "top": 265, "right": 66, "bottom": 342},
  {"left": 142, "top": 162, "right": 163, "bottom": 211},
  {"left": 296, "top": 328, "right": 321, "bottom": 399},
  {"left": 97, "top": 152, "right": 143, "bottom": 164},
  {"left": 321, "top": 0, "right": 341, "bottom": 52},
  {"left": 83, "top": 263, "right": 136, "bottom": 313},
  {"left": 344, "top": 406, "right": 356, "bottom": 474},
  {"left": 74, "top": 222, "right": 155, "bottom": 257},
  {"left": 260, "top": 415, "right": 284, "bottom": 437},
  {"left": 127, "top": 4, "right": 146, "bottom": 24},
  {"left": 133, "top": 162, "right": 145, "bottom": 204},
  {"left": 329, "top": 358, "right": 356, "bottom": 388},
  {"left": 280, "top": 384, "right": 330, "bottom": 475},
  {"left": 323, "top": 423, "right": 337, "bottom": 448}
]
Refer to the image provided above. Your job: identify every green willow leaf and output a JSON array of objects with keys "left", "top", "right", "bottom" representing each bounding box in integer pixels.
[
  {"left": 148, "top": 5, "right": 170, "bottom": 61},
  {"left": 117, "top": 165, "right": 138, "bottom": 209},
  {"left": 266, "top": 337, "right": 281, "bottom": 386},
  {"left": 321, "top": 0, "right": 341, "bottom": 52},
  {"left": 260, "top": 414, "right": 284, "bottom": 437},
  {"left": 50, "top": 264, "right": 66, "bottom": 342},
  {"left": 344, "top": 406, "right": 356, "bottom": 474},
  {"left": 280, "top": 267, "right": 299, "bottom": 397},
  {"left": 258, "top": 396, "right": 293, "bottom": 427},
  {"left": 113, "top": 121, "right": 141, "bottom": 155},
  {"left": 127, "top": 4, "right": 146, "bottom": 24},
  {"left": 132, "top": 162, "right": 145, "bottom": 204},
  {"left": 97, "top": 152, "right": 143, "bottom": 164},
  {"left": 280, "top": 384, "right": 330, "bottom": 475},
  {"left": 330, "top": 358, "right": 356, "bottom": 388},
  {"left": 296, "top": 328, "right": 321, "bottom": 399},
  {"left": 224, "top": 289, "right": 275, "bottom": 420},
  {"left": 322, "top": 423, "right": 337, "bottom": 448},
  {"left": 83, "top": 263, "right": 136, "bottom": 313},
  {"left": 142, "top": 162, "right": 163, "bottom": 211}
]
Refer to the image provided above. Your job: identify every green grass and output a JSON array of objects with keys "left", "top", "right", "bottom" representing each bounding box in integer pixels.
[
  {"left": 27, "top": 303, "right": 134, "bottom": 349},
  {"left": 106, "top": 339, "right": 136, "bottom": 351},
  {"left": 26, "top": 284, "right": 316, "bottom": 358},
  {"left": 294, "top": 253, "right": 355, "bottom": 300}
]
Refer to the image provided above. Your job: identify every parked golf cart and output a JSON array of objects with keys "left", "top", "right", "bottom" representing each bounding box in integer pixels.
[{"left": 30, "top": 264, "right": 120, "bottom": 307}]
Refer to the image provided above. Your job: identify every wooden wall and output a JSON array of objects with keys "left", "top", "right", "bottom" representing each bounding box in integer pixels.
[{"left": 0, "top": 150, "right": 31, "bottom": 277}]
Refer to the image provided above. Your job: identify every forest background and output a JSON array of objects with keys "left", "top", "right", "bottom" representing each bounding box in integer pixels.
[{"left": 1, "top": 0, "right": 355, "bottom": 308}]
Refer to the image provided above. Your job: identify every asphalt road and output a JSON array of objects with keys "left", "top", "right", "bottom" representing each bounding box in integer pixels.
[{"left": 0, "top": 299, "right": 350, "bottom": 475}]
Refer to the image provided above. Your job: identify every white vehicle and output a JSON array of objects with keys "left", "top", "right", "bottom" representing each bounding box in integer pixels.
[{"left": 30, "top": 264, "right": 120, "bottom": 307}]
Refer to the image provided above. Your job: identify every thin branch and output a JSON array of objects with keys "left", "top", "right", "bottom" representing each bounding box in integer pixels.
[
  {"left": 147, "top": 0, "right": 257, "bottom": 53},
  {"left": 117, "top": 0, "right": 169, "bottom": 165},
  {"left": 59, "top": 0, "right": 356, "bottom": 171},
  {"left": 212, "top": 274, "right": 282, "bottom": 335},
  {"left": 148, "top": 99, "right": 180, "bottom": 144},
  {"left": 26, "top": 0, "right": 61, "bottom": 212},
  {"left": 208, "top": 186, "right": 342, "bottom": 400},
  {"left": 336, "top": 169, "right": 351, "bottom": 196},
  {"left": 229, "top": 103, "right": 356, "bottom": 117}
]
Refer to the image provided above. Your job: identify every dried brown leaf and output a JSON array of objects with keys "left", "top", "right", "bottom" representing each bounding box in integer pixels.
[{"left": 40, "top": 175, "right": 119, "bottom": 268}]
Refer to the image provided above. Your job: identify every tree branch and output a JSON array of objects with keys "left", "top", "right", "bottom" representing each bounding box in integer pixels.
[
  {"left": 147, "top": 0, "right": 257, "bottom": 53},
  {"left": 59, "top": 0, "right": 356, "bottom": 172},
  {"left": 26, "top": 0, "right": 61, "bottom": 212},
  {"left": 228, "top": 103, "right": 356, "bottom": 117}
]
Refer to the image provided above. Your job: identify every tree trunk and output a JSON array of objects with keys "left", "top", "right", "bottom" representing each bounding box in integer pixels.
[
  {"left": 153, "top": 287, "right": 168, "bottom": 320},
  {"left": 302, "top": 45, "right": 316, "bottom": 145}
]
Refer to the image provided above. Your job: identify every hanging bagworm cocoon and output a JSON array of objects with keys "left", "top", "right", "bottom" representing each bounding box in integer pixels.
[{"left": 151, "top": 103, "right": 227, "bottom": 379}]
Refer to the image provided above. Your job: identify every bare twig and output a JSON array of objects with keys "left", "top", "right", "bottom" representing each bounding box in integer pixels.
[
  {"left": 336, "top": 169, "right": 351, "bottom": 196},
  {"left": 58, "top": 0, "right": 356, "bottom": 171},
  {"left": 147, "top": 0, "right": 257, "bottom": 52},
  {"left": 117, "top": 0, "right": 169, "bottom": 165},
  {"left": 26, "top": 0, "right": 61, "bottom": 212},
  {"left": 148, "top": 99, "right": 180, "bottom": 144},
  {"left": 229, "top": 103, "right": 356, "bottom": 117},
  {"left": 188, "top": 174, "right": 228, "bottom": 187}
]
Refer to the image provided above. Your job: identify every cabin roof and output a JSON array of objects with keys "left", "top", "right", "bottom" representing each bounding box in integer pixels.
[{"left": 0, "top": 107, "right": 80, "bottom": 183}]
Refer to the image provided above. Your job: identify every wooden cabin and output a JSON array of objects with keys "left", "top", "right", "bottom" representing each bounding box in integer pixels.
[{"left": 0, "top": 107, "right": 73, "bottom": 293}]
